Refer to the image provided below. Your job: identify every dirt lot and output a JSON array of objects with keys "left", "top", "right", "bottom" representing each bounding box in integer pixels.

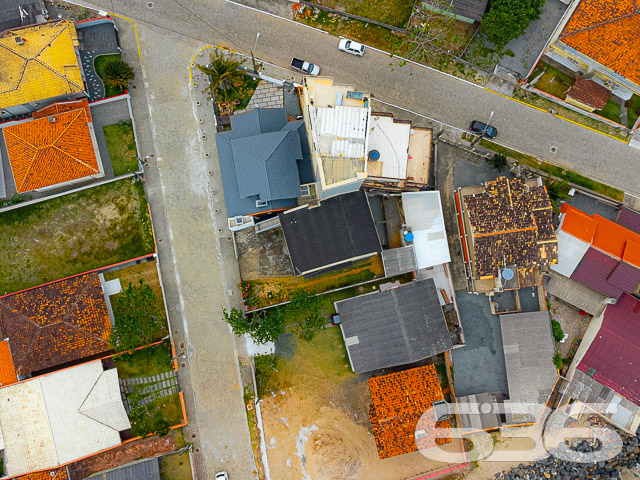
[{"left": 256, "top": 329, "right": 460, "bottom": 480}]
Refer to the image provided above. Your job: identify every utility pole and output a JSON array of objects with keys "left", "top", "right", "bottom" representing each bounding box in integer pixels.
[{"left": 251, "top": 32, "right": 260, "bottom": 72}]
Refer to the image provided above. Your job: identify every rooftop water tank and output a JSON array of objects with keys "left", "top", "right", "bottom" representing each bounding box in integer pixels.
[
  {"left": 368, "top": 149, "right": 380, "bottom": 162},
  {"left": 502, "top": 268, "right": 514, "bottom": 281},
  {"left": 404, "top": 232, "right": 414, "bottom": 243}
]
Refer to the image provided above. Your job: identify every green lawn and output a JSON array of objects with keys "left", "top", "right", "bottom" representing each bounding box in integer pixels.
[
  {"left": 147, "top": 393, "right": 184, "bottom": 427},
  {"left": 104, "top": 122, "right": 139, "bottom": 176},
  {"left": 594, "top": 99, "right": 622, "bottom": 124},
  {"left": 114, "top": 340, "right": 173, "bottom": 379},
  {"left": 94, "top": 54, "right": 126, "bottom": 98},
  {"left": 627, "top": 94, "right": 640, "bottom": 129},
  {"left": 0, "top": 178, "right": 154, "bottom": 294},
  {"left": 479, "top": 139, "right": 624, "bottom": 201},
  {"left": 308, "top": 0, "right": 414, "bottom": 27},
  {"left": 531, "top": 63, "right": 575, "bottom": 99},
  {"left": 160, "top": 451, "right": 193, "bottom": 480}
]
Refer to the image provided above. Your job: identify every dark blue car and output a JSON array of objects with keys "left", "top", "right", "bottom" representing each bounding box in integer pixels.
[{"left": 469, "top": 120, "right": 498, "bottom": 138}]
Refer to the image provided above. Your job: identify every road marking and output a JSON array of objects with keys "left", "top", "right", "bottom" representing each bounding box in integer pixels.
[
  {"left": 485, "top": 88, "right": 629, "bottom": 144},
  {"left": 225, "top": 0, "right": 328, "bottom": 35},
  {"left": 108, "top": 12, "right": 142, "bottom": 63}
]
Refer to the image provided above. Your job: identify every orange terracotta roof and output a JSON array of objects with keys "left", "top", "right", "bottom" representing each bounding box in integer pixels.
[
  {"left": 0, "top": 339, "right": 17, "bottom": 387},
  {"left": 13, "top": 467, "right": 68, "bottom": 480},
  {"left": 566, "top": 76, "right": 611, "bottom": 110},
  {"left": 560, "top": 203, "right": 597, "bottom": 243},
  {"left": 2, "top": 104, "right": 100, "bottom": 193},
  {"left": 559, "top": 0, "right": 640, "bottom": 86},
  {"left": 368, "top": 365, "right": 451, "bottom": 459},
  {"left": 32, "top": 98, "right": 92, "bottom": 122},
  {"left": 0, "top": 273, "right": 112, "bottom": 376}
]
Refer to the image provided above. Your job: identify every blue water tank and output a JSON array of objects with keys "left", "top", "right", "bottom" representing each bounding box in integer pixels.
[
  {"left": 404, "top": 232, "right": 414, "bottom": 243},
  {"left": 368, "top": 149, "right": 380, "bottom": 161}
]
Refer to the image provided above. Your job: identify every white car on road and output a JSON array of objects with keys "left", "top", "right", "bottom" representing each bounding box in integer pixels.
[{"left": 338, "top": 38, "right": 365, "bottom": 56}]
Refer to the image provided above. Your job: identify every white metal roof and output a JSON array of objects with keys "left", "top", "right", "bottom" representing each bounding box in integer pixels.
[
  {"left": 313, "top": 105, "right": 368, "bottom": 159},
  {"left": 551, "top": 229, "right": 590, "bottom": 277},
  {"left": 402, "top": 191, "right": 451, "bottom": 269},
  {"left": 367, "top": 114, "right": 411, "bottom": 179}
]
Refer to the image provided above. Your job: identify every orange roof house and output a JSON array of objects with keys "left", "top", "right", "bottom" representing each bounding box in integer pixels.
[
  {"left": 2, "top": 99, "right": 103, "bottom": 193},
  {"left": 0, "top": 273, "right": 113, "bottom": 377},
  {"left": 368, "top": 365, "right": 451, "bottom": 459}
]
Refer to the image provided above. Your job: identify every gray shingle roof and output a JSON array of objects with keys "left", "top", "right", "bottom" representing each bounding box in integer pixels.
[
  {"left": 336, "top": 279, "right": 452, "bottom": 373},
  {"left": 89, "top": 458, "right": 161, "bottom": 480},
  {"left": 381, "top": 246, "right": 417, "bottom": 276},
  {"left": 451, "top": 0, "right": 489, "bottom": 21}
]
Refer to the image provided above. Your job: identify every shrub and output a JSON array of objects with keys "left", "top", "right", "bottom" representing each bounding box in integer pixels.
[
  {"left": 553, "top": 352, "right": 563, "bottom": 370},
  {"left": 551, "top": 319, "right": 564, "bottom": 342}
]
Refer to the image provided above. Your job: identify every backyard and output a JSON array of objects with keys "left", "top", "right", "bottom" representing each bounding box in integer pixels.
[
  {"left": 594, "top": 99, "right": 622, "bottom": 124},
  {"left": 104, "top": 121, "right": 139, "bottom": 176},
  {"left": 160, "top": 450, "right": 193, "bottom": 480},
  {"left": 529, "top": 62, "right": 575, "bottom": 100},
  {"left": 0, "top": 178, "right": 155, "bottom": 294},
  {"left": 95, "top": 54, "right": 126, "bottom": 98}
]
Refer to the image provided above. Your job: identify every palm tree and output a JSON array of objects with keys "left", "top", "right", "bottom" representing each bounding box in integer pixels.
[
  {"left": 486, "top": 153, "right": 508, "bottom": 171},
  {"left": 102, "top": 59, "right": 135, "bottom": 90},
  {"left": 545, "top": 176, "right": 571, "bottom": 213},
  {"left": 196, "top": 50, "right": 246, "bottom": 101}
]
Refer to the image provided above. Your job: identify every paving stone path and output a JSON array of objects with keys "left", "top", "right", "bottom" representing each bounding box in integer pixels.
[
  {"left": 236, "top": 80, "right": 284, "bottom": 114},
  {"left": 119, "top": 370, "right": 179, "bottom": 411}
]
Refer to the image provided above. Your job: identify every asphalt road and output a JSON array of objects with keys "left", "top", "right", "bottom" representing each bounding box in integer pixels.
[{"left": 93, "top": 0, "right": 638, "bottom": 194}]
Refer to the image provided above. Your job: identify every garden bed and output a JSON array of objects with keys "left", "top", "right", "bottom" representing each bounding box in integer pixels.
[
  {"left": 0, "top": 178, "right": 155, "bottom": 294},
  {"left": 95, "top": 54, "right": 126, "bottom": 98},
  {"left": 104, "top": 121, "right": 139, "bottom": 176},
  {"left": 530, "top": 63, "right": 575, "bottom": 100},
  {"left": 114, "top": 341, "right": 173, "bottom": 379}
]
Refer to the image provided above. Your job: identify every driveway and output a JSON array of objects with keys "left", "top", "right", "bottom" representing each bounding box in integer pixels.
[{"left": 77, "top": 21, "right": 121, "bottom": 101}]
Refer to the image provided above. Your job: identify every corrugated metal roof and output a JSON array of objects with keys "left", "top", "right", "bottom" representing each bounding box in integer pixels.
[
  {"left": 570, "top": 247, "right": 624, "bottom": 298},
  {"left": 546, "top": 271, "right": 606, "bottom": 317},
  {"left": 313, "top": 105, "right": 368, "bottom": 160},
  {"left": 616, "top": 207, "right": 640, "bottom": 234},
  {"left": 89, "top": 458, "right": 161, "bottom": 480},
  {"left": 382, "top": 245, "right": 417, "bottom": 276},
  {"left": 578, "top": 293, "right": 640, "bottom": 406},
  {"left": 402, "top": 191, "right": 451, "bottom": 269}
]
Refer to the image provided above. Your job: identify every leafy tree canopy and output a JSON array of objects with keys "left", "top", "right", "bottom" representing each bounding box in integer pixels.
[{"left": 481, "top": 0, "right": 545, "bottom": 49}]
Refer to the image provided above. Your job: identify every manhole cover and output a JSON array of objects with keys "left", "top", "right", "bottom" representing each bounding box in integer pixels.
[
  {"left": 550, "top": 146, "right": 558, "bottom": 153},
  {"left": 147, "top": 2, "right": 154, "bottom": 7}
]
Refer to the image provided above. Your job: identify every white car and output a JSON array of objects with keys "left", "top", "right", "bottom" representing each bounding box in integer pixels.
[
  {"left": 338, "top": 38, "right": 365, "bottom": 56},
  {"left": 215, "top": 473, "right": 229, "bottom": 480}
]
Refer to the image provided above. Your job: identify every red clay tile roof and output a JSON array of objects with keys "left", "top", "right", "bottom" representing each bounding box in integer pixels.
[
  {"left": 566, "top": 76, "right": 611, "bottom": 110},
  {"left": 12, "top": 467, "right": 68, "bottom": 480},
  {"left": 32, "top": 98, "right": 92, "bottom": 122},
  {"left": 368, "top": 365, "right": 451, "bottom": 459},
  {"left": 0, "top": 339, "right": 17, "bottom": 387},
  {"left": 578, "top": 293, "right": 640, "bottom": 406},
  {"left": 0, "top": 273, "right": 112, "bottom": 376},
  {"left": 2, "top": 103, "right": 100, "bottom": 193},
  {"left": 559, "top": 0, "right": 640, "bottom": 86}
]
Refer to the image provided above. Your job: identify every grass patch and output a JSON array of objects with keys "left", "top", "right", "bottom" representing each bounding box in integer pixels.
[
  {"left": 594, "top": 99, "right": 622, "bottom": 124},
  {"left": 104, "top": 121, "right": 139, "bottom": 176},
  {"left": 530, "top": 63, "right": 574, "bottom": 100},
  {"left": 94, "top": 54, "right": 125, "bottom": 98},
  {"left": 434, "top": 362, "right": 450, "bottom": 391},
  {"left": 114, "top": 341, "right": 173, "bottom": 379},
  {"left": 626, "top": 94, "right": 640, "bottom": 129},
  {"left": 147, "top": 393, "right": 184, "bottom": 427},
  {"left": 245, "top": 255, "right": 385, "bottom": 308},
  {"left": 254, "top": 327, "right": 353, "bottom": 397},
  {"left": 512, "top": 89, "right": 628, "bottom": 141},
  {"left": 479, "top": 139, "right": 624, "bottom": 201},
  {"left": 160, "top": 451, "right": 192, "bottom": 480},
  {"left": 308, "top": 0, "right": 413, "bottom": 27},
  {"left": 0, "top": 178, "right": 155, "bottom": 294},
  {"left": 104, "top": 260, "right": 167, "bottom": 337}
]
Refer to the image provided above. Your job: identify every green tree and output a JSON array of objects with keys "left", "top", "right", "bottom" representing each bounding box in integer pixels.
[
  {"left": 222, "top": 307, "right": 285, "bottom": 344},
  {"left": 196, "top": 50, "right": 246, "bottom": 101},
  {"left": 128, "top": 393, "right": 171, "bottom": 438},
  {"left": 481, "top": 0, "right": 545, "bottom": 49},
  {"left": 486, "top": 153, "right": 508, "bottom": 171},
  {"left": 403, "top": 0, "right": 456, "bottom": 62},
  {"left": 102, "top": 59, "right": 135, "bottom": 89},
  {"left": 552, "top": 351, "right": 563, "bottom": 370},
  {"left": 551, "top": 319, "right": 564, "bottom": 342},
  {"left": 545, "top": 177, "right": 571, "bottom": 213},
  {"left": 223, "top": 307, "right": 252, "bottom": 336},
  {"left": 288, "top": 289, "right": 325, "bottom": 341},
  {"left": 110, "top": 280, "right": 162, "bottom": 353}
]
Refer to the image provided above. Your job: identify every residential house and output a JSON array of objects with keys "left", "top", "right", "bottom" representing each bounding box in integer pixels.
[
  {"left": 457, "top": 310, "right": 557, "bottom": 430},
  {"left": 538, "top": 0, "right": 640, "bottom": 106},
  {"left": 0, "top": 272, "right": 112, "bottom": 378},
  {"left": 0, "top": 0, "right": 45, "bottom": 33},
  {"left": 279, "top": 190, "right": 381, "bottom": 276},
  {"left": 563, "top": 293, "right": 640, "bottom": 434},
  {"left": 216, "top": 108, "right": 315, "bottom": 231},
  {"left": 564, "top": 76, "right": 611, "bottom": 112},
  {"left": 87, "top": 457, "right": 163, "bottom": 480},
  {"left": 335, "top": 279, "right": 453, "bottom": 373},
  {"left": 300, "top": 76, "right": 371, "bottom": 199},
  {"left": 456, "top": 176, "right": 558, "bottom": 293},
  {"left": 368, "top": 365, "right": 451, "bottom": 459},
  {"left": 549, "top": 203, "right": 640, "bottom": 314},
  {"left": 0, "top": 21, "right": 86, "bottom": 119},
  {"left": 0, "top": 359, "right": 130, "bottom": 477},
  {"left": 421, "top": 0, "right": 489, "bottom": 24},
  {"left": 1, "top": 98, "right": 104, "bottom": 194},
  {"left": 363, "top": 112, "right": 431, "bottom": 191}
]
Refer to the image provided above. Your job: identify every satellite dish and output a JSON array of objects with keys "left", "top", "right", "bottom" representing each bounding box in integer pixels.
[{"left": 502, "top": 268, "right": 514, "bottom": 281}]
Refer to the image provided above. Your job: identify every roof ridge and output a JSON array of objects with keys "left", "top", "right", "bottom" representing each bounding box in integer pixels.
[
  {"left": 232, "top": 140, "right": 271, "bottom": 198},
  {"left": 561, "top": 9, "right": 640, "bottom": 39},
  {"left": 0, "top": 44, "right": 29, "bottom": 93}
]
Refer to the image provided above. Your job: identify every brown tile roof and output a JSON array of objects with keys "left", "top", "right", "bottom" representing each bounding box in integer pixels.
[
  {"left": 566, "top": 76, "right": 611, "bottom": 110},
  {"left": 32, "top": 98, "right": 92, "bottom": 122},
  {"left": 463, "top": 177, "right": 558, "bottom": 278},
  {"left": 0, "top": 339, "right": 17, "bottom": 387},
  {"left": 368, "top": 365, "right": 451, "bottom": 459},
  {"left": 0, "top": 273, "right": 112, "bottom": 376},
  {"left": 559, "top": 0, "right": 640, "bottom": 86},
  {"left": 13, "top": 467, "right": 68, "bottom": 480},
  {"left": 2, "top": 102, "right": 99, "bottom": 193}
]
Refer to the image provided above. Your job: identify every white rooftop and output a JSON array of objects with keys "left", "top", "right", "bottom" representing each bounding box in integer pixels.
[
  {"left": 367, "top": 114, "right": 411, "bottom": 179},
  {"left": 0, "top": 360, "right": 130, "bottom": 476},
  {"left": 402, "top": 191, "right": 451, "bottom": 269},
  {"left": 315, "top": 105, "right": 368, "bottom": 159}
]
